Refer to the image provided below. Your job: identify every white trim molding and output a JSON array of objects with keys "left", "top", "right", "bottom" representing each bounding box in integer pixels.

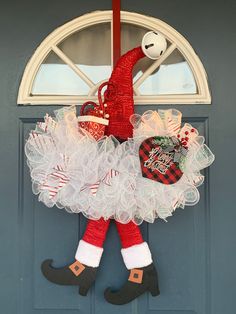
[{"left": 17, "top": 11, "right": 211, "bottom": 105}]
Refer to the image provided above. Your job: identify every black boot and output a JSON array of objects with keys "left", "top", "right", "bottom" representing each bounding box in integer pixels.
[
  {"left": 104, "top": 263, "right": 160, "bottom": 305},
  {"left": 41, "top": 259, "right": 97, "bottom": 296}
]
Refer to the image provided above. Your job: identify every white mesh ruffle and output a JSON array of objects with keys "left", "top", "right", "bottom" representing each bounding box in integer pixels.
[{"left": 25, "top": 107, "right": 214, "bottom": 224}]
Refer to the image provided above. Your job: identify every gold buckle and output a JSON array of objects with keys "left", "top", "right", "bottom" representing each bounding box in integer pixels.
[
  {"left": 69, "top": 260, "right": 85, "bottom": 276},
  {"left": 128, "top": 268, "right": 143, "bottom": 284}
]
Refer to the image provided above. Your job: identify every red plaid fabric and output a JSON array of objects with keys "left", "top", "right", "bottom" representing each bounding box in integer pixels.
[{"left": 139, "top": 137, "right": 183, "bottom": 185}]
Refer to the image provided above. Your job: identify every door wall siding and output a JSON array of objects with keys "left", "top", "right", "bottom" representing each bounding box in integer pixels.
[{"left": 0, "top": 1, "right": 235, "bottom": 314}]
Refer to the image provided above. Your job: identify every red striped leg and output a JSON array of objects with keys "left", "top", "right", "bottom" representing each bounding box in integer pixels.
[
  {"left": 115, "top": 221, "right": 152, "bottom": 269},
  {"left": 75, "top": 218, "right": 111, "bottom": 267}
]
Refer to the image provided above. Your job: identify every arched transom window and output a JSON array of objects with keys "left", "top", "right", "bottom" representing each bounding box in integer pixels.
[{"left": 17, "top": 11, "right": 211, "bottom": 105}]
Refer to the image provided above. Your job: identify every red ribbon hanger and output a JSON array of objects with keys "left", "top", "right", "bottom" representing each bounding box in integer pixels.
[{"left": 112, "top": 0, "right": 121, "bottom": 67}]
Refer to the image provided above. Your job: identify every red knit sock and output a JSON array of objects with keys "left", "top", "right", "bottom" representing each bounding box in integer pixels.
[
  {"left": 82, "top": 218, "right": 110, "bottom": 248},
  {"left": 115, "top": 221, "right": 144, "bottom": 248}
]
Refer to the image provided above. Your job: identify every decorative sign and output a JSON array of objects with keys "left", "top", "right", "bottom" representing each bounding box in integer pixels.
[{"left": 139, "top": 136, "right": 187, "bottom": 185}]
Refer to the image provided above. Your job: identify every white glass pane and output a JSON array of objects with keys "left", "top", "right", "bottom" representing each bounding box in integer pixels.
[
  {"left": 137, "top": 49, "right": 197, "bottom": 95},
  {"left": 31, "top": 22, "right": 197, "bottom": 97},
  {"left": 121, "top": 23, "right": 149, "bottom": 55},
  {"left": 32, "top": 23, "right": 112, "bottom": 96},
  {"left": 58, "top": 22, "right": 112, "bottom": 84},
  {"left": 31, "top": 51, "right": 90, "bottom": 95},
  {"left": 121, "top": 23, "right": 175, "bottom": 83}
]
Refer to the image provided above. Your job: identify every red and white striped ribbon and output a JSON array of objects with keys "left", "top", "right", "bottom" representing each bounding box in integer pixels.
[
  {"left": 102, "top": 169, "right": 120, "bottom": 186},
  {"left": 88, "top": 182, "right": 101, "bottom": 196},
  {"left": 38, "top": 114, "right": 57, "bottom": 133},
  {"left": 41, "top": 167, "right": 120, "bottom": 199},
  {"left": 166, "top": 117, "right": 181, "bottom": 135},
  {"left": 158, "top": 109, "right": 181, "bottom": 136},
  {"left": 41, "top": 168, "right": 69, "bottom": 199},
  {"left": 81, "top": 169, "right": 120, "bottom": 196},
  {"left": 30, "top": 131, "right": 56, "bottom": 151}
]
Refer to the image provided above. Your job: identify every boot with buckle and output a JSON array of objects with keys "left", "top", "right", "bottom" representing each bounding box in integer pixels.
[
  {"left": 104, "top": 263, "right": 160, "bottom": 304},
  {"left": 41, "top": 259, "right": 97, "bottom": 296}
]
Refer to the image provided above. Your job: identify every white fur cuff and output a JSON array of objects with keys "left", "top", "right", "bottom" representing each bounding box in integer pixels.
[
  {"left": 121, "top": 242, "right": 153, "bottom": 270},
  {"left": 75, "top": 240, "right": 103, "bottom": 267}
]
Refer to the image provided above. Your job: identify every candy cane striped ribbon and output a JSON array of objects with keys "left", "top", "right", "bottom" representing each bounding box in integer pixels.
[
  {"left": 88, "top": 183, "right": 101, "bottom": 196},
  {"left": 82, "top": 169, "right": 120, "bottom": 196},
  {"left": 30, "top": 131, "right": 56, "bottom": 151},
  {"left": 166, "top": 116, "right": 181, "bottom": 135},
  {"left": 38, "top": 114, "right": 57, "bottom": 133},
  {"left": 41, "top": 168, "right": 69, "bottom": 199},
  {"left": 102, "top": 169, "right": 120, "bottom": 186},
  {"left": 158, "top": 109, "right": 181, "bottom": 136},
  {"left": 41, "top": 168, "right": 120, "bottom": 199}
]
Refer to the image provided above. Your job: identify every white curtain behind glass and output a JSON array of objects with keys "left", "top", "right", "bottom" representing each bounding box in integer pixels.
[{"left": 32, "top": 22, "right": 196, "bottom": 96}]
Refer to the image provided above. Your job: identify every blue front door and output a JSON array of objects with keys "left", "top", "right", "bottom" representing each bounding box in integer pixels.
[{"left": 0, "top": 1, "right": 235, "bottom": 314}]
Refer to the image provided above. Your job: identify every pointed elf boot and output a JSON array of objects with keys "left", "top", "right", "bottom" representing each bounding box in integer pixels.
[
  {"left": 41, "top": 219, "right": 110, "bottom": 295},
  {"left": 41, "top": 258, "right": 97, "bottom": 296},
  {"left": 105, "top": 224, "right": 160, "bottom": 305},
  {"left": 41, "top": 239, "right": 104, "bottom": 295},
  {"left": 104, "top": 263, "right": 160, "bottom": 305}
]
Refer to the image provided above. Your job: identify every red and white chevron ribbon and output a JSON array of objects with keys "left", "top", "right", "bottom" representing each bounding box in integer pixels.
[
  {"left": 30, "top": 131, "right": 56, "bottom": 151},
  {"left": 41, "top": 168, "right": 120, "bottom": 200},
  {"left": 166, "top": 116, "right": 181, "bottom": 135},
  {"left": 81, "top": 169, "right": 120, "bottom": 196},
  {"left": 158, "top": 109, "right": 181, "bottom": 136},
  {"left": 38, "top": 114, "right": 57, "bottom": 133},
  {"left": 102, "top": 169, "right": 120, "bottom": 186},
  {"left": 88, "top": 182, "right": 101, "bottom": 196},
  {"left": 41, "top": 168, "right": 69, "bottom": 199}
]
